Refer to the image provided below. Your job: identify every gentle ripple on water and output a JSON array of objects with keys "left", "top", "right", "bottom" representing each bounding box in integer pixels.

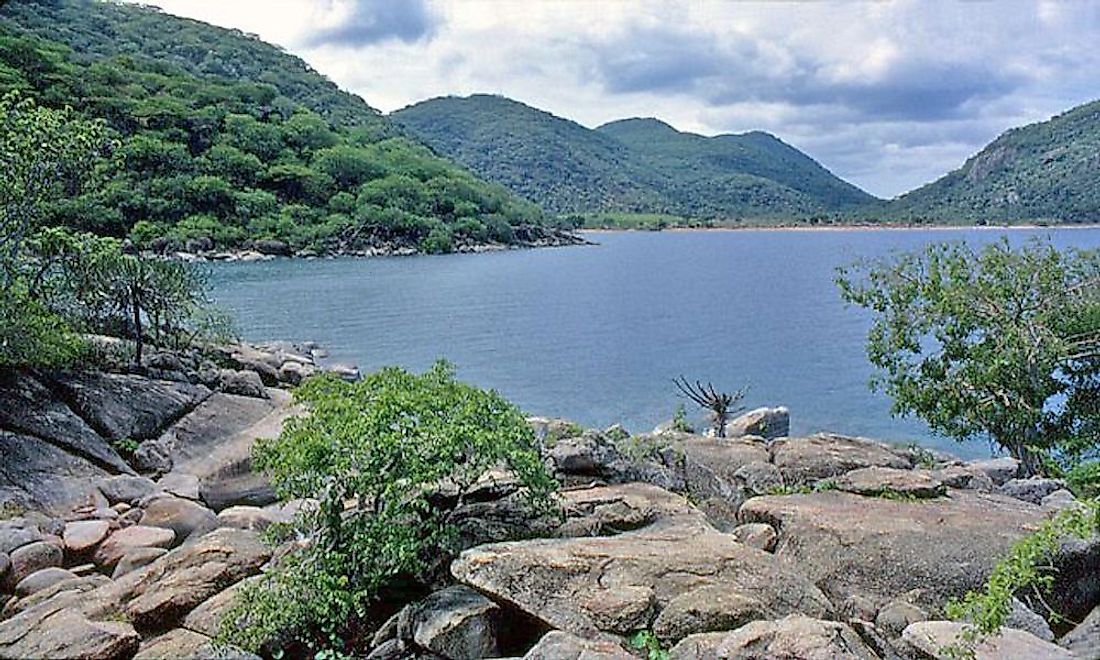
[{"left": 208, "top": 227, "right": 1100, "bottom": 458}]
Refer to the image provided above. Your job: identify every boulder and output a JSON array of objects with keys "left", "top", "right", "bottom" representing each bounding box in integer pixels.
[
  {"left": 2, "top": 575, "right": 110, "bottom": 619},
  {"left": 0, "top": 526, "right": 41, "bottom": 555},
  {"left": 931, "top": 465, "right": 995, "bottom": 491},
  {"left": 874, "top": 597, "right": 928, "bottom": 638},
  {"left": 7, "top": 541, "right": 63, "bottom": 588},
  {"left": 97, "top": 475, "right": 162, "bottom": 505},
  {"left": 451, "top": 507, "right": 831, "bottom": 644},
  {"left": 252, "top": 238, "right": 291, "bottom": 256},
  {"left": 901, "top": 621, "right": 1074, "bottom": 660},
  {"left": 63, "top": 520, "right": 111, "bottom": 554},
  {"left": 968, "top": 457, "right": 1021, "bottom": 486},
  {"left": 218, "top": 369, "right": 269, "bottom": 399},
  {"left": 0, "top": 553, "right": 9, "bottom": 587},
  {"left": 112, "top": 547, "right": 169, "bottom": 579},
  {"left": 277, "top": 361, "right": 314, "bottom": 385},
  {"left": 523, "top": 631, "right": 633, "bottom": 659},
  {"left": 999, "top": 477, "right": 1068, "bottom": 505},
  {"left": 0, "top": 370, "right": 131, "bottom": 476},
  {"left": 94, "top": 526, "right": 176, "bottom": 570},
  {"left": 14, "top": 567, "right": 78, "bottom": 597},
  {"left": 85, "top": 528, "right": 270, "bottom": 631},
  {"left": 670, "top": 615, "right": 878, "bottom": 659},
  {"left": 1005, "top": 597, "right": 1054, "bottom": 642},
  {"left": 47, "top": 371, "right": 210, "bottom": 441},
  {"left": 0, "top": 431, "right": 114, "bottom": 515},
  {"left": 182, "top": 577, "right": 255, "bottom": 636},
  {"left": 557, "top": 483, "right": 709, "bottom": 538},
  {"left": 0, "top": 593, "right": 141, "bottom": 659},
  {"left": 729, "top": 523, "right": 777, "bottom": 551},
  {"left": 408, "top": 585, "right": 501, "bottom": 659},
  {"left": 158, "top": 473, "right": 201, "bottom": 500},
  {"left": 133, "top": 628, "right": 259, "bottom": 659},
  {"left": 523, "top": 633, "right": 638, "bottom": 655},
  {"left": 1041, "top": 489, "right": 1080, "bottom": 513},
  {"left": 143, "top": 391, "right": 290, "bottom": 504},
  {"left": 723, "top": 407, "right": 790, "bottom": 440},
  {"left": 834, "top": 466, "right": 946, "bottom": 499},
  {"left": 1060, "top": 603, "right": 1100, "bottom": 659},
  {"left": 769, "top": 434, "right": 912, "bottom": 486},
  {"left": 217, "top": 505, "right": 284, "bottom": 532},
  {"left": 739, "top": 490, "right": 1046, "bottom": 608},
  {"left": 139, "top": 495, "right": 219, "bottom": 543}
]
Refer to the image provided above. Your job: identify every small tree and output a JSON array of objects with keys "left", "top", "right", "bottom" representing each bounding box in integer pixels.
[
  {"left": 837, "top": 238, "right": 1100, "bottom": 475},
  {"left": 673, "top": 375, "right": 746, "bottom": 437},
  {"left": 225, "top": 362, "right": 556, "bottom": 654}
]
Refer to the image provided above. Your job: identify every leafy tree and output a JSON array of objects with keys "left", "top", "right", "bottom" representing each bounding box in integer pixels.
[
  {"left": 0, "top": 91, "right": 110, "bottom": 287},
  {"left": 837, "top": 239, "right": 1100, "bottom": 474},
  {"left": 225, "top": 362, "right": 557, "bottom": 654}
]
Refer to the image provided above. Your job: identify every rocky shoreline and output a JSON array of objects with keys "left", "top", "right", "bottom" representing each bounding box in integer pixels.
[
  {"left": 150, "top": 229, "right": 592, "bottom": 264},
  {"left": 1, "top": 360, "right": 1098, "bottom": 659}
]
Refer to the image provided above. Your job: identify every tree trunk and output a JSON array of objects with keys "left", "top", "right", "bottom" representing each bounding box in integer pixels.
[{"left": 131, "top": 286, "right": 143, "bottom": 368}]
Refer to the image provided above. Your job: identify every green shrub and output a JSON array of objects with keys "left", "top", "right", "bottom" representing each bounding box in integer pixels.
[
  {"left": 946, "top": 500, "right": 1100, "bottom": 637},
  {"left": 223, "top": 362, "right": 557, "bottom": 654}
]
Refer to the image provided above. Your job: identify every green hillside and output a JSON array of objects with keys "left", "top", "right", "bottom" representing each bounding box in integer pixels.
[
  {"left": 392, "top": 94, "right": 876, "bottom": 220},
  {"left": 891, "top": 100, "right": 1100, "bottom": 224},
  {"left": 0, "top": 0, "right": 566, "bottom": 254},
  {"left": 597, "top": 118, "right": 874, "bottom": 211},
  {"left": 392, "top": 95, "right": 667, "bottom": 215}
]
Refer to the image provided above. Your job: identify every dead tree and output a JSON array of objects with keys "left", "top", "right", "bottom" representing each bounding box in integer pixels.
[{"left": 673, "top": 376, "right": 746, "bottom": 438}]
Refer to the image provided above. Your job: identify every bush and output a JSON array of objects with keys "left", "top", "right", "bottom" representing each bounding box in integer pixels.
[{"left": 224, "top": 362, "right": 557, "bottom": 654}]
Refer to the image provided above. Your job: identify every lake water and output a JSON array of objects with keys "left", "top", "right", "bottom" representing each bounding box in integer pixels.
[{"left": 208, "top": 227, "right": 1100, "bottom": 459}]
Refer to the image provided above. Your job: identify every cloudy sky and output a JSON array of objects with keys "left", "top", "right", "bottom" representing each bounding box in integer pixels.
[{"left": 136, "top": 0, "right": 1099, "bottom": 198}]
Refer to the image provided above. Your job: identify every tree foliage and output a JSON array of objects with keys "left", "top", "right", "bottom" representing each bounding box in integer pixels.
[
  {"left": 225, "top": 362, "right": 557, "bottom": 654},
  {"left": 838, "top": 239, "right": 1100, "bottom": 474},
  {"left": 0, "top": 2, "right": 561, "bottom": 254}
]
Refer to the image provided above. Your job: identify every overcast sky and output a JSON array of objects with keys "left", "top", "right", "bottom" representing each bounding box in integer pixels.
[{"left": 135, "top": 0, "right": 1100, "bottom": 198}]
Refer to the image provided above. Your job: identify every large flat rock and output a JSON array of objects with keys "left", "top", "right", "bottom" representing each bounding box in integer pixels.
[
  {"left": 46, "top": 371, "right": 210, "bottom": 442},
  {"left": 769, "top": 434, "right": 913, "bottom": 485},
  {"left": 452, "top": 509, "right": 831, "bottom": 645},
  {"left": 0, "top": 370, "right": 130, "bottom": 475},
  {"left": 739, "top": 490, "right": 1047, "bottom": 607},
  {"left": 0, "top": 431, "right": 112, "bottom": 514}
]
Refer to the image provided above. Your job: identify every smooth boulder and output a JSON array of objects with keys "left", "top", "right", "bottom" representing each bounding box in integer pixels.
[
  {"left": 739, "top": 490, "right": 1046, "bottom": 607},
  {"left": 769, "top": 434, "right": 912, "bottom": 486},
  {"left": 901, "top": 621, "right": 1074, "bottom": 660},
  {"left": 670, "top": 615, "right": 878, "bottom": 659}
]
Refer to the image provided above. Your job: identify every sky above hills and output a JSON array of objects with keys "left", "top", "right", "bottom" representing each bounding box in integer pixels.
[{"left": 132, "top": 0, "right": 1100, "bottom": 198}]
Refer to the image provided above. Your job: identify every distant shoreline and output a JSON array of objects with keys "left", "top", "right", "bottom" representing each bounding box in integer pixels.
[{"left": 580, "top": 223, "right": 1100, "bottom": 234}]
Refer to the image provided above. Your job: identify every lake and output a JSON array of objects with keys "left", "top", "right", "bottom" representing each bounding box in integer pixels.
[{"left": 208, "top": 227, "right": 1100, "bottom": 458}]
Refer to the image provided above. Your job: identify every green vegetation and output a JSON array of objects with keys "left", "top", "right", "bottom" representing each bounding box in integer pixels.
[
  {"left": 223, "top": 362, "right": 557, "bottom": 655},
  {"left": 946, "top": 500, "right": 1100, "bottom": 638},
  {"left": 766, "top": 479, "right": 839, "bottom": 496},
  {"left": 838, "top": 239, "right": 1100, "bottom": 475},
  {"left": 670, "top": 403, "right": 695, "bottom": 433},
  {"left": 630, "top": 630, "right": 671, "bottom": 660},
  {"left": 392, "top": 94, "right": 875, "bottom": 220},
  {"left": 893, "top": 100, "right": 1100, "bottom": 224},
  {"left": 0, "top": 1, "right": 564, "bottom": 255}
]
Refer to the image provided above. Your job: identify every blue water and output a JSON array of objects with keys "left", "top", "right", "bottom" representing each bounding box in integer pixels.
[{"left": 208, "top": 227, "right": 1100, "bottom": 458}]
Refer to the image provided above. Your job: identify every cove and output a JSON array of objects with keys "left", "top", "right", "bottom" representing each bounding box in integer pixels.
[{"left": 209, "top": 227, "right": 1100, "bottom": 458}]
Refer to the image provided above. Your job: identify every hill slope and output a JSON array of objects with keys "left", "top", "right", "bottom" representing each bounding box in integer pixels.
[
  {"left": 392, "top": 94, "right": 876, "bottom": 219},
  {"left": 891, "top": 100, "right": 1100, "bottom": 224},
  {"left": 0, "top": 0, "right": 568, "bottom": 254},
  {"left": 597, "top": 118, "right": 874, "bottom": 211}
]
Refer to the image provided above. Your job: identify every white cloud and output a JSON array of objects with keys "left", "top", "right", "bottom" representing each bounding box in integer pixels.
[{"left": 132, "top": 0, "right": 1100, "bottom": 198}]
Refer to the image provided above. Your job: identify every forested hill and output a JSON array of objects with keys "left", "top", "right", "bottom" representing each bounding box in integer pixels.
[
  {"left": 596, "top": 118, "right": 874, "bottom": 211},
  {"left": 0, "top": 0, "right": 567, "bottom": 254},
  {"left": 889, "top": 99, "right": 1100, "bottom": 224},
  {"left": 392, "top": 94, "right": 877, "bottom": 220}
]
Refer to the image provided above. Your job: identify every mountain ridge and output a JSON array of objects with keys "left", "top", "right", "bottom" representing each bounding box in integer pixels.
[{"left": 392, "top": 93, "right": 874, "bottom": 220}]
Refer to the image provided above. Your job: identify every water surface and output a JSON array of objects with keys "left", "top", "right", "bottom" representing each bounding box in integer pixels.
[{"left": 209, "top": 227, "right": 1100, "bottom": 458}]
